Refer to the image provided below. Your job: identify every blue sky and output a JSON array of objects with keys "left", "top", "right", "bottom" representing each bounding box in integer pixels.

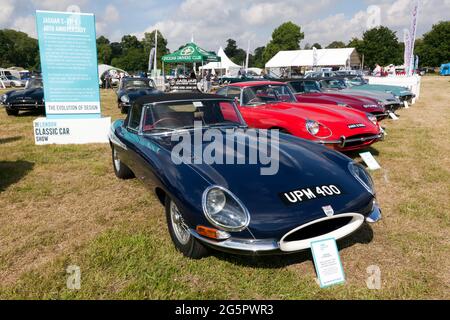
[{"left": 1, "top": 0, "right": 448, "bottom": 52}]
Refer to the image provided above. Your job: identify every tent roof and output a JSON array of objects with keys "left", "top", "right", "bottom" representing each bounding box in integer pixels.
[
  {"left": 265, "top": 48, "right": 360, "bottom": 68},
  {"left": 199, "top": 47, "right": 241, "bottom": 70},
  {"left": 162, "top": 43, "right": 221, "bottom": 63},
  {"left": 98, "top": 64, "right": 127, "bottom": 78}
]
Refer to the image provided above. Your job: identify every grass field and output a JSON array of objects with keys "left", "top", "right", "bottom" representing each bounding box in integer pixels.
[{"left": 0, "top": 77, "right": 449, "bottom": 299}]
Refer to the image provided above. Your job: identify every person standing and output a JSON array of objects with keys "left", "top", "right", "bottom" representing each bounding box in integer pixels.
[{"left": 205, "top": 70, "right": 212, "bottom": 93}]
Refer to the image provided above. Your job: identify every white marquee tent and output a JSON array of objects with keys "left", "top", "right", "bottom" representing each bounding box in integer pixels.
[
  {"left": 98, "top": 64, "right": 128, "bottom": 81},
  {"left": 199, "top": 47, "right": 241, "bottom": 76},
  {"left": 265, "top": 48, "right": 361, "bottom": 69}
]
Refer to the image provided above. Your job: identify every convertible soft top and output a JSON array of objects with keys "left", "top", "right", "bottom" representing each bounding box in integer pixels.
[{"left": 136, "top": 93, "right": 232, "bottom": 105}]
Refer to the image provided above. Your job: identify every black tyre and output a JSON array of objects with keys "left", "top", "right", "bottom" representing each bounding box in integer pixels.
[
  {"left": 111, "top": 145, "right": 134, "bottom": 179},
  {"left": 5, "top": 108, "right": 19, "bottom": 116},
  {"left": 120, "top": 105, "right": 129, "bottom": 114},
  {"left": 165, "top": 197, "right": 208, "bottom": 259}
]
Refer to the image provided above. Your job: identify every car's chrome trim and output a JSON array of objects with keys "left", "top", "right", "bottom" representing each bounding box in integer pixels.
[
  {"left": 201, "top": 185, "right": 251, "bottom": 232},
  {"left": 316, "top": 133, "right": 383, "bottom": 147},
  {"left": 191, "top": 204, "right": 381, "bottom": 254},
  {"left": 189, "top": 230, "right": 279, "bottom": 253},
  {"left": 279, "top": 213, "right": 365, "bottom": 252}
]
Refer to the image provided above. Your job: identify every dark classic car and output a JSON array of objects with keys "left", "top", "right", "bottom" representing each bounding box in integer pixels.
[
  {"left": 116, "top": 77, "right": 162, "bottom": 114},
  {"left": 284, "top": 79, "right": 387, "bottom": 119},
  {"left": 109, "top": 93, "right": 381, "bottom": 258},
  {"left": 1, "top": 78, "right": 44, "bottom": 116}
]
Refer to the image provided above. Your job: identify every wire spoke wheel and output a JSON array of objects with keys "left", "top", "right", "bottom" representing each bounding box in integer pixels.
[{"left": 170, "top": 201, "right": 190, "bottom": 245}]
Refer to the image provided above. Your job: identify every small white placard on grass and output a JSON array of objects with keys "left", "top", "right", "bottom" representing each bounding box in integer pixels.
[
  {"left": 388, "top": 112, "right": 399, "bottom": 120},
  {"left": 404, "top": 101, "right": 409, "bottom": 109},
  {"left": 359, "top": 151, "right": 381, "bottom": 170},
  {"left": 311, "top": 238, "right": 345, "bottom": 288}
]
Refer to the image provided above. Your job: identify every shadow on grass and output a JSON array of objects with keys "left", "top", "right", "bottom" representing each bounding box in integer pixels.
[
  {"left": 344, "top": 146, "right": 380, "bottom": 159},
  {"left": 0, "top": 160, "right": 34, "bottom": 192},
  {"left": 0, "top": 136, "right": 23, "bottom": 145},
  {"left": 210, "top": 224, "right": 374, "bottom": 269},
  {"left": 16, "top": 110, "right": 45, "bottom": 117}
]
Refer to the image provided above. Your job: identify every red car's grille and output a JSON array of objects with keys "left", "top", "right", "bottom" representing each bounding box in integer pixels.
[{"left": 344, "top": 133, "right": 379, "bottom": 147}]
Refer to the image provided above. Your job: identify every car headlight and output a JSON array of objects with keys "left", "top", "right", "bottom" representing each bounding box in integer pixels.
[
  {"left": 337, "top": 103, "right": 349, "bottom": 107},
  {"left": 120, "top": 95, "right": 130, "bottom": 103},
  {"left": 1, "top": 94, "right": 7, "bottom": 103},
  {"left": 306, "top": 120, "right": 320, "bottom": 135},
  {"left": 367, "top": 114, "right": 378, "bottom": 125},
  {"left": 202, "top": 186, "right": 250, "bottom": 232},
  {"left": 348, "top": 162, "right": 374, "bottom": 195},
  {"left": 363, "top": 104, "right": 378, "bottom": 109}
]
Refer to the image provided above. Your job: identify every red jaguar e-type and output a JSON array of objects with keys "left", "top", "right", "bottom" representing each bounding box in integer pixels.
[{"left": 216, "top": 81, "right": 384, "bottom": 152}]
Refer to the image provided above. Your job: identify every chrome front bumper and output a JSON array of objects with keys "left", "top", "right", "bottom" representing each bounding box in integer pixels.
[
  {"left": 317, "top": 133, "right": 384, "bottom": 148},
  {"left": 191, "top": 203, "right": 382, "bottom": 255}
]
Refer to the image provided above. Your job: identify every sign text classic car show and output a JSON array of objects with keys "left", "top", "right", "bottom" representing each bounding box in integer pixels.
[{"left": 0, "top": 0, "right": 449, "bottom": 308}]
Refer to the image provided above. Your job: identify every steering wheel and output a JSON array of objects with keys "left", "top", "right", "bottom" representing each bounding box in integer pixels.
[
  {"left": 145, "top": 118, "right": 184, "bottom": 130},
  {"left": 247, "top": 97, "right": 260, "bottom": 104}
]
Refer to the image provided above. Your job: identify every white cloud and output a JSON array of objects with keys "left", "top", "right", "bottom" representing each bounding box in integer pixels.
[
  {"left": 96, "top": 4, "right": 120, "bottom": 37},
  {"left": 0, "top": 0, "right": 15, "bottom": 26},
  {"left": 30, "top": 0, "right": 88, "bottom": 12},
  {"left": 0, "top": 0, "right": 449, "bottom": 53},
  {"left": 12, "top": 15, "right": 37, "bottom": 37},
  {"left": 303, "top": 0, "right": 450, "bottom": 47}
]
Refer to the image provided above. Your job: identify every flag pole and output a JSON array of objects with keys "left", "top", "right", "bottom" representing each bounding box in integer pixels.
[{"left": 153, "top": 29, "right": 158, "bottom": 77}]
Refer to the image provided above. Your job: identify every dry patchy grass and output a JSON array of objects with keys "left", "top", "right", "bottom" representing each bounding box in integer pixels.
[{"left": 0, "top": 78, "right": 449, "bottom": 299}]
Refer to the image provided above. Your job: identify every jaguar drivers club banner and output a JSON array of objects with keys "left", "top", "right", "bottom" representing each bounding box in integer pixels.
[
  {"left": 33, "top": 9, "right": 110, "bottom": 145},
  {"left": 168, "top": 78, "right": 199, "bottom": 92}
]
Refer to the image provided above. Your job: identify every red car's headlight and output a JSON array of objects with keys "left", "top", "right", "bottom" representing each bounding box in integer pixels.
[{"left": 306, "top": 120, "right": 332, "bottom": 138}]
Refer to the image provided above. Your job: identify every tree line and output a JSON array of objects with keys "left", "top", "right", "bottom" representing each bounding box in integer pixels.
[{"left": 0, "top": 21, "right": 448, "bottom": 72}]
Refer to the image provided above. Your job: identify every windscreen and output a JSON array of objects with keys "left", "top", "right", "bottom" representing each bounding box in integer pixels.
[
  {"left": 142, "top": 100, "right": 245, "bottom": 133},
  {"left": 242, "top": 84, "right": 296, "bottom": 105},
  {"left": 26, "top": 79, "right": 43, "bottom": 89},
  {"left": 123, "top": 79, "right": 155, "bottom": 90}
]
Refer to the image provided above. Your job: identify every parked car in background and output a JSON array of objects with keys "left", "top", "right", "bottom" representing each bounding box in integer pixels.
[
  {"left": 5, "top": 75, "right": 26, "bottom": 87},
  {"left": 217, "top": 81, "right": 384, "bottom": 152},
  {"left": 304, "top": 70, "right": 336, "bottom": 78},
  {"left": 320, "top": 77, "right": 415, "bottom": 103},
  {"left": 219, "top": 75, "right": 264, "bottom": 84},
  {"left": 440, "top": 63, "right": 450, "bottom": 76},
  {"left": 0, "top": 75, "right": 13, "bottom": 88},
  {"left": 116, "top": 77, "right": 162, "bottom": 114},
  {"left": 318, "top": 78, "right": 405, "bottom": 111},
  {"left": 109, "top": 92, "right": 381, "bottom": 258},
  {"left": 1, "top": 78, "right": 44, "bottom": 116},
  {"left": 285, "top": 79, "right": 387, "bottom": 120}
]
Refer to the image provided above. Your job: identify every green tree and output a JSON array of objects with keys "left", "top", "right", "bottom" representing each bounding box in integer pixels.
[
  {"left": 356, "top": 26, "right": 403, "bottom": 68},
  {"left": 415, "top": 21, "right": 450, "bottom": 67},
  {"left": 224, "top": 39, "right": 238, "bottom": 58},
  {"left": 262, "top": 22, "right": 304, "bottom": 63},
  {"left": 312, "top": 43, "right": 322, "bottom": 49},
  {"left": 97, "top": 44, "right": 112, "bottom": 65},
  {"left": 0, "top": 29, "right": 39, "bottom": 69},
  {"left": 110, "top": 42, "right": 123, "bottom": 60},
  {"left": 96, "top": 35, "right": 110, "bottom": 46},
  {"left": 253, "top": 46, "right": 266, "bottom": 68},
  {"left": 223, "top": 39, "right": 247, "bottom": 65},
  {"left": 326, "top": 41, "right": 346, "bottom": 49},
  {"left": 120, "top": 35, "right": 142, "bottom": 51},
  {"left": 111, "top": 48, "right": 147, "bottom": 72},
  {"left": 142, "top": 30, "right": 170, "bottom": 70}
]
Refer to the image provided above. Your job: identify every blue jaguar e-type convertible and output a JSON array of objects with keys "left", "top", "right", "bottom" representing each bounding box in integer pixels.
[{"left": 109, "top": 93, "right": 381, "bottom": 259}]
